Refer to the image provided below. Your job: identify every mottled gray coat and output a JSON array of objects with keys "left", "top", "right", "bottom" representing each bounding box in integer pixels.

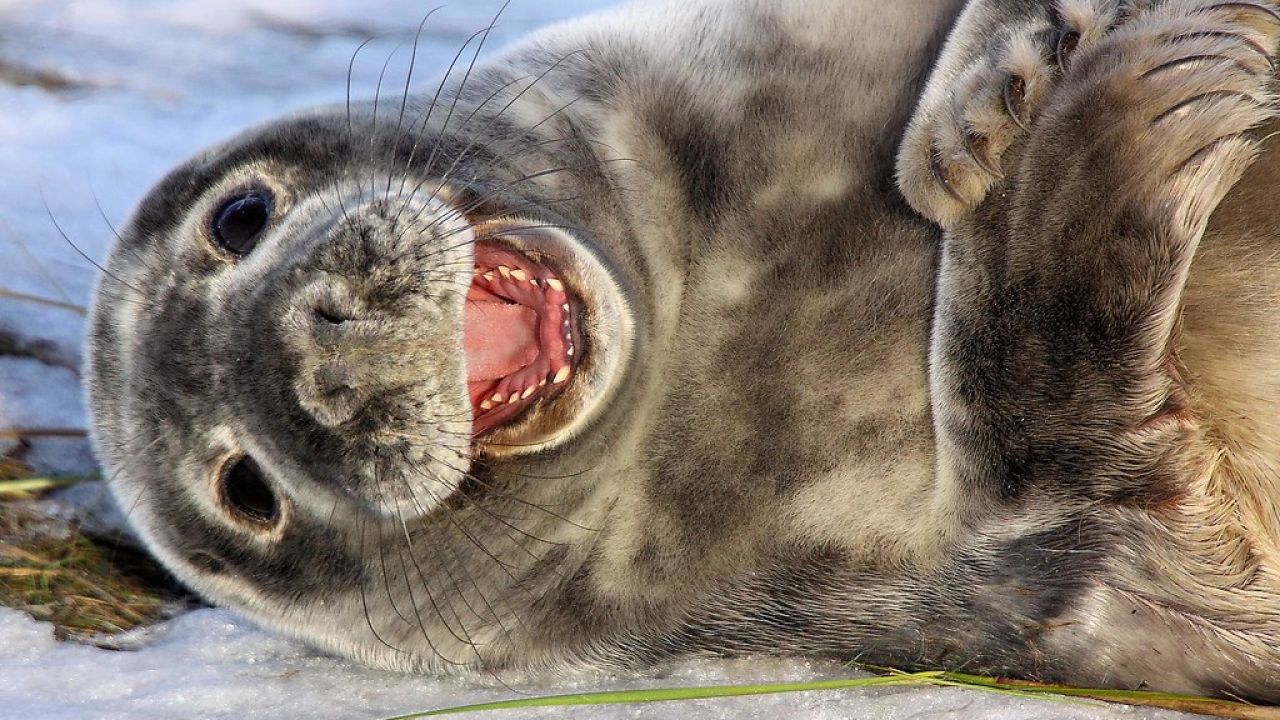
[{"left": 85, "top": 0, "right": 1280, "bottom": 700}]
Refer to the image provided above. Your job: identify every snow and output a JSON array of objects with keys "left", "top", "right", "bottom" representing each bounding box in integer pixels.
[
  {"left": 0, "top": 605, "right": 1192, "bottom": 720},
  {"left": 0, "top": 0, "right": 1206, "bottom": 718}
]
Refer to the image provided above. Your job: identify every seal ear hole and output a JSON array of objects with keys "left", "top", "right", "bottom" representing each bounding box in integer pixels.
[
  {"left": 189, "top": 550, "right": 227, "bottom": 575},
  {"left": 217, "top": 456, "right": 280, "bottom": 528},
  {"left": 209, "top": 188, "right": 274, "bottom": 256}
]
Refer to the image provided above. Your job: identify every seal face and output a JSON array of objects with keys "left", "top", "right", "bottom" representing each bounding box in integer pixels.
[
  {"left": 88, "top": 94, "right": 641, "bottom": 668},
  {"left": 86, "top": 0, "right": 1280, "bottom": 701}
]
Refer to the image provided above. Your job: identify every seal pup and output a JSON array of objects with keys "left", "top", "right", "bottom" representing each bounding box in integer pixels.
[{"left": 85, "top": 0, "right": 1280, "bottom": 699}]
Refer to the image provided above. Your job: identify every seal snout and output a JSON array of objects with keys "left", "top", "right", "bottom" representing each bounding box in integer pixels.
[
  {"left": 282, "top": 198, "right": 473, "bottom": 432},
  {"left": 232, "top": 195, "right": 479, "bottom": 520}
]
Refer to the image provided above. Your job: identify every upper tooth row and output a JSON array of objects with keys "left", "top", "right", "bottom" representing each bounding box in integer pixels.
[{"left": 477, "top": 265, "right": 564, "bottom": 292}]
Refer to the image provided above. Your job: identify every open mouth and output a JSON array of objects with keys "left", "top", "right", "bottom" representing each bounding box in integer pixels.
[{"left": 463, "top": 241, "right": 581, "bottom": 436}]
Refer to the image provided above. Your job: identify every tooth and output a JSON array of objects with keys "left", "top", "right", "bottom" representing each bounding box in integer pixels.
[
  {"left": 510, "top": 268, "right": 528, "bottom": 281},
  {"left": 507, "top": 393, "right": 520, "bottom": 404},
  {"left": 539, "top": 379, "right": 547, "bottom": 387},
  {"left": 530, "top": 278, "right": 540, "bottom": 287},
  {"left": 553, "top": 366, "right": 571, "bottom": 384},
  {"left": 490, "top": 392, "right": 504, "bottom": 403},
  {"left": 562, "top": 303, "right": 570, "bottom": 312},
  {"left": 546, "top": 278, "right": 564, "bottom": 292},
  {"left": 482, "top": 272, "right": 495, "bottom": 281},
  {"left": 479, "top": 400, "right": 493, "bottom": 410},
  {"left": 498, "top": 266, "right": 512, "bottom": 278},
  {"left": 521, "top": 386, "right": 535, "bottom": 399},
  {"left": 567, "top": 347, "right": 574, "bottom": 356}
]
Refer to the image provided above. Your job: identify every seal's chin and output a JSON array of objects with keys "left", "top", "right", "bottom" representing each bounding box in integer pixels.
[{"left": 463, "top": 242, "right": 582, "bottom": 436}]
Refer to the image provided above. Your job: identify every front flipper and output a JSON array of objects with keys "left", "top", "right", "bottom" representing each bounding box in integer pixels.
[
  {"left": 923, "top": 0, "right": 1280, "bottom": 516},
  {"left": 898, "top": 0, "right": 1152, "bottom": 226}
]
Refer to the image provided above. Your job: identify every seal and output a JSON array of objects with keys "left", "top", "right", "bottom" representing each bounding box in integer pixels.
[{"left": 85, "top": 0, "right": 1280, "bottom": 699}]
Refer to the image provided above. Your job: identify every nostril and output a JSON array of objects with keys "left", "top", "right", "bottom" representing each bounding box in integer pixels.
[
  {"left": 303, "top": 362, "right": 361, "bottom": 427},
  {"left": 312, "top": 303, "right": 348, "bottom": 324},
  {"left": 314, "top": 363, "right": 352, "bottom": 395},
  {"left": 313, "top": 306, "right": 349, "bottom": 325}
]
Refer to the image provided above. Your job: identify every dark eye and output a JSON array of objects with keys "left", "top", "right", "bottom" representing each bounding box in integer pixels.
[
  {"left": 218, "top": 456, "right": 279, "bottom": 526},
  {"left": 211, "top": 191, "right": 272, "bottom": 255}
]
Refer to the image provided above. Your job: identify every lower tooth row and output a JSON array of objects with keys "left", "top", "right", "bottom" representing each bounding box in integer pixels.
[{"left": 477, "top": 366, "right": 573, "bottom": 412}]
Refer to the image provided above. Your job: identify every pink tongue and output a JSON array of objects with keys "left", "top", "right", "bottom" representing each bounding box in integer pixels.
[{"left": 463, "top": 300, "right": 540, "bottom": 382}]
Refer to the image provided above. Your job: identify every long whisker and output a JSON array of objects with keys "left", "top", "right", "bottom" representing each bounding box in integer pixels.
[
  {"left": 347, "top": 35, "right": 381, "bottom": 136},
  {"left": 373, "top": 483, "right": 416, "bottom": 627},
  {"left": 358, "top": 514, "right": 415, "bottom": 656},
  {"left": 407, "top": 65, "right": 589, "bottom": 218},
  {"left": 390, "top": 22, "right": 495, "bottom": 206},
  {"left": 41, "top": 191, "right": 152, "bottom": 305},
  {"left": 413, "top": 441, "right": 591, "bottom": 539},
  {"left": 395, "top": 49, "right": 589, "bottom": 223},
  {"left": 370, "top": 42, "right": 405, "bottom": 199},
  {"left": 390, "top": 471, "right": 507, "bottom": 647},
  {"left": 392, "top": 464, "right": 536, "bottom": 650},
  {"left": 1, "top": 220, "right": 79, "bottom": 309},
  {"left": 95, "top": 432, "right": 165, "bottom": 566},
  {"left": 390, "top": 73, "right": 530, "bottom": 226},
  {"left": 89, "top": 181, "right": 158, "bottom": 276},
  {"left": 369, "top": 458, "right": 475, "bottom": 658},
  {"left": 421, "top": 0, "right": 512, "bottom": 163},
  {"left": 384, "top": 7, "right": 445, "bottom": 200}
]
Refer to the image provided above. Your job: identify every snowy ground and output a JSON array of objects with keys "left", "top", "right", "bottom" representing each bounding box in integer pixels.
[{"left": 0, "top": 1, "right": 1209, "bottom": 718}]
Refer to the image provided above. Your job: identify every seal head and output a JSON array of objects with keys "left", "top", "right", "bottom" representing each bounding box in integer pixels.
[{"left": 86, "top": 104, "right": 635, "bottom": 669}]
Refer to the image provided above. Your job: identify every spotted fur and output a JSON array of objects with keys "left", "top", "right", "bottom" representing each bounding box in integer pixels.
[{"left": 86, "top": 0, "right": 1280, "bottom": 699}]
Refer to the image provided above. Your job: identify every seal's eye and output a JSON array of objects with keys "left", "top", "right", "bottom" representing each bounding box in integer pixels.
[
  {"left": 211, "top": 192, "right": 272, "bottom": 255},
  {"left": 218, "top": 456, "right": 279, "bottom": 527}
]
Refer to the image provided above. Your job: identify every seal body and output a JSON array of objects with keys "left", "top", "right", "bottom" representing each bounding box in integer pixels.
[{"left": 85, "top": 0, "right": 1280, "bottom": 699}]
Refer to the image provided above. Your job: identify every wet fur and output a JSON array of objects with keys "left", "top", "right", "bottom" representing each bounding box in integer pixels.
[{"left": 86, "top": 0, "right": 1280, "bottom": 699}]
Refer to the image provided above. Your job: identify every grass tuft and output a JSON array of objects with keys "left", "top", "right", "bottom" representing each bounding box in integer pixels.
[
  {"left": 0, "top": 437, "right": 189, "bottom": 640},
  {"left": 0, "top": 499, "right": 190, "bottom": 639}
]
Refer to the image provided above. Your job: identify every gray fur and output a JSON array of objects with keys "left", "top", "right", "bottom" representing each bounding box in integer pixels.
[{"left": 85, "top": 0, "right": 1280, "bottom": 700}]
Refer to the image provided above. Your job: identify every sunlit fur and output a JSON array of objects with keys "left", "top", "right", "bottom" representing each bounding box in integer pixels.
[{"left": 86, "top": 0, "right": 1280, "bottom": 700}]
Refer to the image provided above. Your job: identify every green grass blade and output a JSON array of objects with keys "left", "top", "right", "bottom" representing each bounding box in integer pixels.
[
  {"left": 0, "top": 471, "right": 98, "bottom": 491},
  {"left": 0, "top": 475, "right": 98, "bottom": 496},
  {"left": 382, "top": 667, "right": 1280, "bottom": 720},
  {"left": 381, "top": 673, "right": 948, "bottom": 719}
]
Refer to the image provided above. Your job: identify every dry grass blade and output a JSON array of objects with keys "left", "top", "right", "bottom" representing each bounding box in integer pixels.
[
  {"left": 0, "top": 428, "right": 88, "bottom": 440},
  {"left": 909, "top": 669, "right": 1280, "bottom": 720},
  {"left": 0, "top": 287, "right": 87, "bottom": 315}
]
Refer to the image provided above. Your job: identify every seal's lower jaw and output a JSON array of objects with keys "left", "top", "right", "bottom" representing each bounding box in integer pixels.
[{"left": 461, "top": 219, "right": 632, "bottom": 457}]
